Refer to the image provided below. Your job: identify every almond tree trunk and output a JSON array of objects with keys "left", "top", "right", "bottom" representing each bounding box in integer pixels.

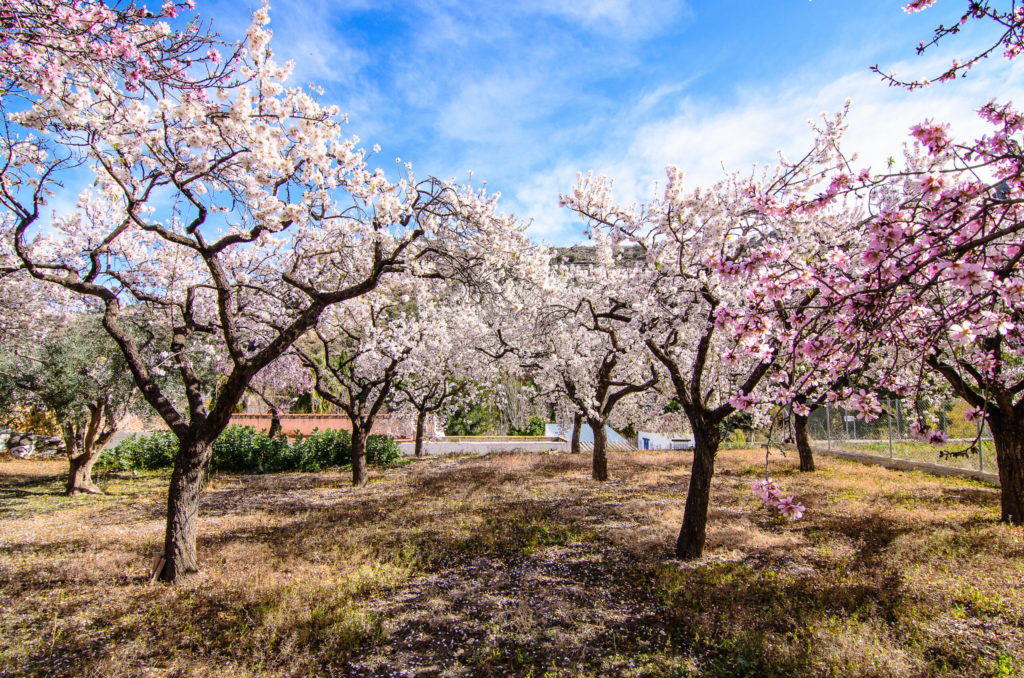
[
  {"left": 352, "top": 426, "right": 368, "bottom": 486},
  {"left": 160, "top": 437, "right": 213, "bottom": 582},
  {"left": 268, "top": 408, "right": 283, "bottom": 440},
  {"left": 570, "top": 412, "right": 583, "bottom": 454},
  {"left": 676, "top": 418, "right": 721, "bottom": 560},
  {"left": 989, "top": 413, "right": 1024, "bottom": 524},
  {"left": 794, "top": 412, "right": 815, "bottom": 472},
  {"left": 414, "top": 409, "right": 427, "bottom": 457},
  {"left": 589, "top": 417, "right": 608, "bottom": 481}
]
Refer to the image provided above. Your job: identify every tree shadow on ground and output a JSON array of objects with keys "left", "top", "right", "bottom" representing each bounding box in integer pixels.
[{"left": 2, "top": 452, "right": 1017, "bottom": 678}]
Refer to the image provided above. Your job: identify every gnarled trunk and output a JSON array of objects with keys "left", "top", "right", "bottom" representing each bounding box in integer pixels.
[
  {"left": 570, "top": 412, "right": 583, "bottom": 454},
  {"left": 66, "top": 449, "right": 102, "bottom": 495},
  {"left": 352, "top": 426, "right": 368, "bottom": 486},
  {"left": 794, "top": 412, "right": 815, "bottom": 472},
  {"left": 414, "top": 409, "right": 426, "bottom": 457},
  {"left": 589, "top": 417, "right": 608, "bottom": 481},
  {"left": 676, "top": 419, "right": 721, "bottom": 560},
  {"left": 160, "top": 437, "right": 213, "bottom": 583},
  {"left": 62, "top": 409, "right": 114, "bottom": 495},
  {"left": 989, "top": 414, "right": 1024, "bottom": 525}
]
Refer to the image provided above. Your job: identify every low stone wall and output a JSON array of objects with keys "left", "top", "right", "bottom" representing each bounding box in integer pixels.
[
  {"left": 398, "top": 437, "right": 568, "bottom": 456},
  {"left": 812, "top": 445, "right": 999, "bottom": 487}
]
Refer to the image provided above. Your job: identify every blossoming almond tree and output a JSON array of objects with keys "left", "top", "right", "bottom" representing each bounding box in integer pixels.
[
  {"left": 800, "top": 111, "right": 1024, "bottom": 520},
  {"left": 1, "top": 2, "right": 529, "bottom": 582},
  {"left": 776, "top": 2, "right": 1024, "bottom": 523},
  {"left": 391, "top": 292, "right": 492, "bottom": 457},
  {"left": 561, "top": 145, "right": 842, "bottom": 557},
  {"left": 525, "top": 240, "right": 658, "bottom": 481},
  {"left": 293, "top": 281, "right": 430, "bottom": 486}
]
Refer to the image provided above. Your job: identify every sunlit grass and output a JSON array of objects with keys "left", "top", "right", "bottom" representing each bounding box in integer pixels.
[{"left": 1, "top": 450, "right": 1021, "bottom": 676}]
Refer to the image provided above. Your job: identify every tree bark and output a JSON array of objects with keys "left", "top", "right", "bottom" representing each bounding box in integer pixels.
[
  {"left": 676, "top": 418, "right": 721, "bottom": 560},
  {"left": 794, "top": 412, "right": 815, "bottom": 472},
  {"left": 160, "top": 437, "right": 213, "bottom": 583},
  {"left": 414, "top": 409, "right": 426, "bottom": 457},
  {"left": 352, "top": 426, "right": 368, "bottom": 487},
  {"left": 268, "top": 408, "right": 282, "bottom": 440},
  {"left": 62, "top": 408, "right": 114, "bottom": 495},
  {"left": 590, "top": 417, "right": 608, "bottom": 481},
  {"left": 989, "top": 414, "right": 1024, "bottom": 525},
  {"left": 66, "top": 448, "right": 103, "bottom": 495},
  {"left": 570, "top": 412, "right": 583, "bottom": 454}
]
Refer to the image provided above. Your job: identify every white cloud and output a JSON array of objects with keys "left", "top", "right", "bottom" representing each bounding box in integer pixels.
[{"left": 514, "top": 51, "right": 1024, "bottom": 244}]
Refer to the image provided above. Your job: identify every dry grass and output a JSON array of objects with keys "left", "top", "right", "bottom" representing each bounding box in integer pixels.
[{"left": 1, "top": 449, "right": 1022, "bottom": 677}]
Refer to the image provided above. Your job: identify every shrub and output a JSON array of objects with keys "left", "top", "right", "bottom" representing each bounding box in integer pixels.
[
  {"left": 212, "top": 425, "right": 289, "bottom": 473},
  {"left": 509, "top": 417, "right": 546, "bottom": 436},
  {"left": 99, "top": 425, "right": 400, "bottom": 474},
  {"left": 99, "top": 431, "right": 177, "bottom": 471},
  {"left": 290, "top": 428, "right": 352, "bottom": 471},
  {"left": 366, "top": 434, "right": 401, "bottom": 465}
]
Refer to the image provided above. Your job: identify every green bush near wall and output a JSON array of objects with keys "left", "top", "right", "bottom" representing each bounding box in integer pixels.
[{"left": 99, "top": 425, "right": 400, "bottom": 473}]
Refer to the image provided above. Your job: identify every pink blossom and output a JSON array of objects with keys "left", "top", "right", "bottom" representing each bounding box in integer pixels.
[
  {"left": 902, "top": 0, "right": 936, "bottom": 13},
  {"left": 776, "top": 497, "right": 806, "bottom": 520}
]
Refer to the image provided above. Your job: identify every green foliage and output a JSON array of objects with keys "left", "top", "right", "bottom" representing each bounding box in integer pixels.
[
  {"left": 366, "top": 433, "right": 401, "bottom": 465},
  {"left": 0, "top": 314, "right": 136, "bottom": 435},
  {"left": 508, "top": 416, "right": 545, "bottom": 436},
  {"left": 290, "top": 428, "right": 353, "bottom": 471},
  {"left": 98, "top": 431, "right": 177, "bottom": 471},
  {"left": 212, "top": 425, "right": 290, "bottom": 473},
  {"left": 98, "top": 425, "right": 399, "bottom": 473},
  {"left": 720, "top": 410, "right": 753, "bottom": 438},
  {"left": 444, "top": 400, "right": 501, "bottom": 436}
]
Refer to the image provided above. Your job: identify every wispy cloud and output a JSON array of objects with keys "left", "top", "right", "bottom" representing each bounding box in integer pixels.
[
  {"left": 194, "top": 1, "right": 1024, "bottom": 246},
  {"left": 511, "top": 49, "right": 1024, "bottom": 244}
]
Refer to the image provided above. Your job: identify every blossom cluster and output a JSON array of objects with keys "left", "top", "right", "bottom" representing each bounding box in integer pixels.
[{"left": 752, "top": 478, "right": 806, "bottom": 520}]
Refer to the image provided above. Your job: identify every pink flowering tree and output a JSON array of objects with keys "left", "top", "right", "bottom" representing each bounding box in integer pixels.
[
  {"left": 1, "top": 3, "right": 527, "bottom": 582},
  {"left": 245, "top": 351, "right": 311, "bottom": 438},
  {"left": 804, "top": 114, "right": 1024, "bottom": 520},
  {"left": 769, "top": 3, "right": 1024, "bottom": 523}
]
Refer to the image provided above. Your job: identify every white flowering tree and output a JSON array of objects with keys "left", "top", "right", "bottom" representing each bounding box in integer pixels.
[
  {"left": 293, "top": 281, "right": 424, "bottom": 485},
  {"left": 519, "top": 242, "right": 658, "bottom": 480},
  {"left": 0, "top": 2, "right": 528, "bottom": 582},
  {"left": 561, "top": 144, "right": 844, "bottom": 556},
  {"left": 391, "top": 290, "right": 492, "bottom": 457}
]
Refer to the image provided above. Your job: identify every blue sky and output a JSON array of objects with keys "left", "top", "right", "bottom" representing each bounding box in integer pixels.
[{"left": 203, "top": 0, "right": 1024, "bottom": 244}]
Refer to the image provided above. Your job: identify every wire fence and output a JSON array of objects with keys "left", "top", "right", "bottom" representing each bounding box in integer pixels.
[{"left": 803, "top": 399, "right": 995, "bottom": 475}]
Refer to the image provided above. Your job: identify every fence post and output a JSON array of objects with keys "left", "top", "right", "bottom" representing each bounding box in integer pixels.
[
  {"left": 826, "top": 404, "right": 832, "bottom": 452},
  {"left": 887, "top": 397, "right": 893, "bottom": 459},
  {"left": 979, "top": 413, "right": 985, "bottom": 473}
]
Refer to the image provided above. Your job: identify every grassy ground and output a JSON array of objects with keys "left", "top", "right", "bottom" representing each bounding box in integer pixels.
[
  {"left": 1, "top": 449, "right": 1022, "bottom": 677},
  {"left": 822, "top": 439, "right": 996, "bottom": 474}
]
